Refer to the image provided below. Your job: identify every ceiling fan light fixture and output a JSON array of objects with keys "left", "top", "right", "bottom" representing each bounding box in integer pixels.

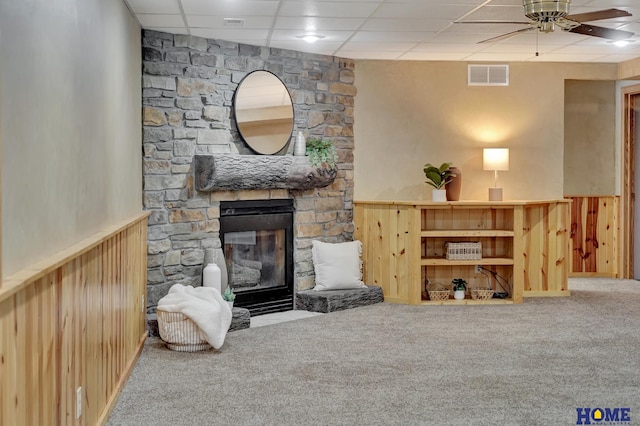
[{"left": 523, "top": 0, "right": 570, "bottom": 20}]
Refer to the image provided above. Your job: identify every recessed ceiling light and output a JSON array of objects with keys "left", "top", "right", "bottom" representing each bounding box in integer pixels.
[
  {"left": 296, "top": 34, "right": 325, "bottom": 43},
  {"left": 609, "top": 39, "right": 634, "bottom": 47}
]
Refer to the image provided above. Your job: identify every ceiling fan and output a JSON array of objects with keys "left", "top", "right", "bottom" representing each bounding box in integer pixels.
[{"left": 455, "top": 0, "right": 634, "bottom": 44}]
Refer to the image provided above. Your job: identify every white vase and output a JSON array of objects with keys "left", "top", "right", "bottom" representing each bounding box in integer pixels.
[
  {"left": 212, "top": 248, "right": 229, "bottom": 293},
  {"left": 454, "top": 290, "right": 465, "bottom": 300},
  {"left": 226, "top": 301, "right": 234, "bottom": 310},
  {"left": 203, "top": 263, "right": 221, "bottom": 293},
  {"left": 432, "top": 189, "right": 447, "bottom": 202},
  {"left": 294, "top": 131, "right": 306, "bottom": 156}
]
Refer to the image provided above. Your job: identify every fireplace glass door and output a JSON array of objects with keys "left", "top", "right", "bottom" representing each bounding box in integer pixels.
[{"left": 220, "top": 200, "right": 294, "bottom": 315}]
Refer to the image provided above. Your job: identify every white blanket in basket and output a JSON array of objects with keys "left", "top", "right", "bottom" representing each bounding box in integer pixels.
[{"left": 157, "top": 284, "right": 232, "bottom": 349}]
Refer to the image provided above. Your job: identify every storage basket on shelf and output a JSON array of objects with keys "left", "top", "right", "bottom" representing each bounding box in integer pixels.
[
  {"left": 470, "top": 288, "right": 495, "bottom": 300},
  {"left": 157, "top": 309, "right": 211, "bottom": 352},
  {"left": 445, "top": 241, "right": 482, "bottom": 260},
  {"left": 426, "top": 281, "right": 451, "bottom": 301}
]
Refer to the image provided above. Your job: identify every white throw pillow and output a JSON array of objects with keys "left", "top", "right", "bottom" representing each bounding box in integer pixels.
[{"left": 312, "top": 240, "right": 366, "bottom": 291}]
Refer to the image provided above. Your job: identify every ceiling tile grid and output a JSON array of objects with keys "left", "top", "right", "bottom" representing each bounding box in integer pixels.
[{"left": 125, "top": 0, "right": 640, "bottom": 63}]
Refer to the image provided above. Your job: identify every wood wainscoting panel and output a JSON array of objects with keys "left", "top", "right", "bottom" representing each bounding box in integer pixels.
[
  {"left": 0, "top": 212, "right": 148, "bottom": 426},
  {"left": 354, "top": 203, "right": 419, "bottom": 304},
  {"left": 522, "top": 201, "right": 570, "bottom": 297},
  {"left": 567, "top": 196, "right": 618, "bottom": 277}
]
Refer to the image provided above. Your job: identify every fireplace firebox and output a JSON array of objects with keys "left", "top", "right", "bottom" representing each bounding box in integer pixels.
[{"left": 220, "top": 199, "right": 294, "bottom": 316}]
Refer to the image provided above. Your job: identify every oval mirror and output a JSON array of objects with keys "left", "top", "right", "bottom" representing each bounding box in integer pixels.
[{"left": 234, "top": 70, "right": 294, "bottom": 155}]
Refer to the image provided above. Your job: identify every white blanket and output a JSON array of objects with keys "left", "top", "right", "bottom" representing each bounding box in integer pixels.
[{"left": 157, "top": 284, "right": 232, "bottom": 349}]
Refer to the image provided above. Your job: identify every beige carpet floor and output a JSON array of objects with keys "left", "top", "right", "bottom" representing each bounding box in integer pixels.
[{"left": 107, "top": 278, "right": 640, "bottom": 426}]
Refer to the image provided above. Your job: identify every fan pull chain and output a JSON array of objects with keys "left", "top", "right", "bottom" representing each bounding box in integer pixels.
[{"left": 536, "top": 29, "right": 539, "bottom": 56}]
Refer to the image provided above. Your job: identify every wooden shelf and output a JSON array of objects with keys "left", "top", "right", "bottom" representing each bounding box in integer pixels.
[
  {"left": 422, "top": 257, "right": 514, "bottom": 266},
  {"left": 421, "top": 230, "right": 514, "bottom": 237},
  {"left": 420, "top": 298, "right": 514, "bottom": 305},
  {"left": 354, "top": 200, "right": 571, "bottom": 307}
]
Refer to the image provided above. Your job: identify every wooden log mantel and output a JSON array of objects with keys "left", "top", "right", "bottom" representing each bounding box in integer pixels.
[{"left": 194, "top": 154, "right": 337, "bottom": 191}]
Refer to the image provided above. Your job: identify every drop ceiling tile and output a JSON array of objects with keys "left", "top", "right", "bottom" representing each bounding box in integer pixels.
[
  {"left": 398, "top": 51, "right": 474, "bottom": 61},
  {"left": 279, "top": 1, "right": 380, "bottom": 18},
  {"left": 350, "top": 31, "right": 432, "bottom": 42},
  {"left": 275, "top": 17, "right": 365, "bottom": 31},
  {"left": 340, "top": 41, "right": 418, "bottom": 51},
  {"left": 543, "top": 44, "right": 620, "bottom": 54},
  {"left": 478, "top": 43, "right": 556, "bottom": 54},
  {"left": 371, "top": 3, "right": 477, "bottom": 19},
  {"left": 130, "top": 0, "right": 640, "bottom": 62},
  {"left": 361, "top": 18, "right": 451, "bottom": 32},
  {"left": 425, "top": 32, "right": 507, "bottom": 44},
  {"left": 137, "top": 14, "right": 185, "bottom": 28},
  {"left": 337, "top": 51, "right": 404, "bottom": 60},
  {"left": 529, "top": 53, "right": 608, "bottom": 62},
  {"left": 145, "top": 27, "right": 188, "bottom": 35},
  {"left": 271, "top": 29, "right": 354, "bottom": 42},
  {"left": 186, "top": 15, "right": 274, "bottom": 29},
  {"left": 125, "top": 0, "right": 180, "bottom": 14},
  {"left": 588, "top": 54, "right": 640, "bottom": 62},
  {"left": 463, "top": 5, "right": 530, "bottom": 21},
  {"left": 190, "top": 28, "right": 270, "bottom": 41},
  {"left": 180, "top": 0, "right": 280, "bottom": 16},
  {"left": 446, "top": 23, "right": 533, "bottom": 34},
  {"left": 464, "top": 52, "right": 539, "bottom": 61},
  {"left": 411, "top": 42, "right": 480, "bottom": 52},
  {"left": 269, "top": 40, "right": 343, "bottom": 54}
]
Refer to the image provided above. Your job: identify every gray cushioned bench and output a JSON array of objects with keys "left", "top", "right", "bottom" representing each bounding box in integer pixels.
[{"left": 295, "top": 285, "right": 383, "bottom": 313}]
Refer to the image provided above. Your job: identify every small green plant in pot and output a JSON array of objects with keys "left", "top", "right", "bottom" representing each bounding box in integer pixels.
[
  {"left": 423, "top": 162, "right": 455, "bottom": 189},
  {"left": 452, "top": 278, "right": 467, "bottom": 300},
  {"left": 306, "top": 137, "right": 338, "bottom": 169},
  {"left": 222, "top": 287, "right": 236, "bottom": 308},
  {"left": 423, "top": 162, "right": 456, "bottom": 202}
]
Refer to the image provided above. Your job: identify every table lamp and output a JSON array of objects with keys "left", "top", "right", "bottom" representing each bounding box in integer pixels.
[{"left": 483, "top": 148, "right": 509, "bottom": 201}]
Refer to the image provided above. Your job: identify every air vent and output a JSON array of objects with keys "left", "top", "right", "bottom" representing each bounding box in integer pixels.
[
  {"left": 467, "top": 65, "right": 509, "bottom": 86},
  {"left": 224, "top": 18, "right": 245, "bottom": 27}
]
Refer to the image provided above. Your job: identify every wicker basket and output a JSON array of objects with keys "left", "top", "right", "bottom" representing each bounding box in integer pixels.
[
  {"left": 157, "top": 309, "right": 211, "bottom": 352},
  {"left": 426, "top": 282, "right": 451, "bottom": 301},
  {"left": 428, "top": 290, "right": 450, "bottom": 301},
  {"left": 445, "top": 242, "right": 482, "bottom": 260},
  {"left": 470, "top": 288, "right": 494, "bottom": 300}
]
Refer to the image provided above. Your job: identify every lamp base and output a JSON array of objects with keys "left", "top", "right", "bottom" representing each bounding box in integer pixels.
[{"left": 488, "top": 187, "right": 503, "bottom": 201}]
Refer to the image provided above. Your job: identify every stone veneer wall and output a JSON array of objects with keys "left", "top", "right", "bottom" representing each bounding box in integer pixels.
[{"left": 141, "top": 30, "right": 356, "bottom": 313}]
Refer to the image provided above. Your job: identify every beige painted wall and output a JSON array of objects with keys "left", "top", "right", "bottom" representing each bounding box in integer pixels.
[
  {"left": 354, "top": 61, "right": 617, "bottom": 202},
  {"left": 0, "top": 0, "right": 142, "bottom": 277},
  {"left": 564, "top": 80, "right": 616, "bottom": 195},
  {"left": 619, "top": 57, "right": 640, "bottom": 80}
]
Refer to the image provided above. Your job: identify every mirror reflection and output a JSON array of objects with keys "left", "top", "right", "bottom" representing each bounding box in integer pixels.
[{"left": 234, "top": 71, "right": 294, "bottom": 155}]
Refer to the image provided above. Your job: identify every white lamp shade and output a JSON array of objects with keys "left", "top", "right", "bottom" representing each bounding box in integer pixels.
[{"left": 483, "top": 148, "right": 509, "bottom": 171}]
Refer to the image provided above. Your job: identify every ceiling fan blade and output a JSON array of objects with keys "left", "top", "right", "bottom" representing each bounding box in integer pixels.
[
  {"left": 478, "top": 27, "right": 536, "bottom": 44},
  {"left": 565, "top": 8, "right": 631, "bottom": 23},
  {"left": 568, "top": 24, "right": 634, "bottom": 40},
  {"left": 453, "top": 20, "right": 531, "bottom": 25}
]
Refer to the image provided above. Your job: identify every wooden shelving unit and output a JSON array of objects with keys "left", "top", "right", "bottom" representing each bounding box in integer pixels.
[{"left": 354, "top": 200, "right": 571, "bottom": 306}]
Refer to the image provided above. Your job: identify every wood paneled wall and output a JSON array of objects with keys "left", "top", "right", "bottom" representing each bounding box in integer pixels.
[
  {"left": 521, "top": 201, "right": 571, "bottom": 296},
  {"left": 566, "top": 196, "right": 618, "bottom": 277},
  {"left": 0, "top": 212, "right": 149, "bottom": 426}
]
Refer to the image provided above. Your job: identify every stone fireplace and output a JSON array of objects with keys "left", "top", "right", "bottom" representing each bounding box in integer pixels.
[{"left": 141, "top": 30, "right": 357, "bottom": 316}]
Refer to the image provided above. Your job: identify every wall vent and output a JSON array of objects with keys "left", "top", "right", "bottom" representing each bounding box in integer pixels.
[{"left": 467, "top": 64, "right": 509, "bottom": 86}]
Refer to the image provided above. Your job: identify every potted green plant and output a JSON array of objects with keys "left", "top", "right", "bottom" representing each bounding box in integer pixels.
[
  {"left": 306, "top": 137, "right": 338, "bottom": 169},
  {"left": 452, "top": 278, "right": 467, "bottom": 300},
  {"left": 222, "top": 287, "right": 236, "bottom": 309},
  {"left": 423, "top": 162, "right": 455, "bottom": 202}
]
